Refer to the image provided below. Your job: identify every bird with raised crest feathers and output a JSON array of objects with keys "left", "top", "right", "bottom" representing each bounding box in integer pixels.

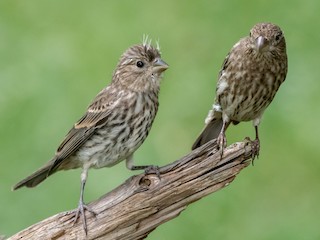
[{"left": 13, "top": 38, "right": 169, "bottom": 234}]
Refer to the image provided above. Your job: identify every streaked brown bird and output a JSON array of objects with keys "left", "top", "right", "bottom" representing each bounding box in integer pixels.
[
  {"left": 13, "top": 40, "right": 168, "bottom": 234},
  {"left": 192, "top": 23, "right": 287, "bottom": 158}
]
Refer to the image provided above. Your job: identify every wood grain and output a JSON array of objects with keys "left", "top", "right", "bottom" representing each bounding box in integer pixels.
[{"left": 9, "top": 140, "right": 252, "bottom": 240}]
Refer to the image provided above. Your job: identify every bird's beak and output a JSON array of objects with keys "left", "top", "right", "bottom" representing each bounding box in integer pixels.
[
  {"left": 153, "top": 58, "right": 169, "bottom": 73},
  {"left": 255, "top": 36, "right": 269, "bottom": 52}
]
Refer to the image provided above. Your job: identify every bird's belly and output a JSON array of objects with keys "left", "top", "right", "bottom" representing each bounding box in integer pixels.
[
  {"left": 74, "top": 111, "right": 155, "bottom": 169},
  {"left": 218, "top": 63, "right": 282, "bottom": 123},
  {"left": 221, "top": 91, "right": 271, "bottom": 122}
]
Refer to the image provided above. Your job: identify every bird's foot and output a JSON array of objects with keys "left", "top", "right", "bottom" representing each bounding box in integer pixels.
[
  {"left": 144, "top": 165, "right": 161, "bottom": 180},
  {"left": 244, "top": 137, "right": 260, "bottom": 163},
  {"left": 129, "top": 164, "right": 161, "bottom": 180},
  {"left": 133, "top": 165, "right": 161, "bottom": 193},
  {"left": 217, "top": 133, "right": 227, "bottom": 159},
  {"left": 73, "top": 201, "right": 97, "bottom": 235}
]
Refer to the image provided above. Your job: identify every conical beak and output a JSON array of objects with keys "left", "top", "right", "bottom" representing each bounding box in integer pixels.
[
  {"left": 255, "top": 36, "right": 269, "bottom": 52},
  {"left": 153, "top": 58, "right": 169, "bottom": 73}
]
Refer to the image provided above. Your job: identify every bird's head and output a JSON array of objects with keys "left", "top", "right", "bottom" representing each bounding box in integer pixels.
[
  {"left": 113, "top": 40, "right": 169, "bottom": 93},
  {"left": 249, "top": 22, "right": 286, "bottom": 54}
]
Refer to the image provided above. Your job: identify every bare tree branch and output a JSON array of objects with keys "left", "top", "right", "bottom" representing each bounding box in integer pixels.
[{"left": 8, "top": 140, "right": 252, "bottom": 240}]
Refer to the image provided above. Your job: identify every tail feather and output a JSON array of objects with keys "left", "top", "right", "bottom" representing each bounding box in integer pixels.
[
  {"left": 12, "top": 160, "right": 56, "bottom": 190},
  {"left": 192, "top": 118, "right": 223, "bottom": 150}
]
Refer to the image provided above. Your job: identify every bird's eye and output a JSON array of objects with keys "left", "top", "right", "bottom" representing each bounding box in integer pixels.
[
  {"left": 275, "top": 33, "right": 282, "bottom": 41},
  {"left": 136, "top": 61, "right": 144, "bottom": 68}
]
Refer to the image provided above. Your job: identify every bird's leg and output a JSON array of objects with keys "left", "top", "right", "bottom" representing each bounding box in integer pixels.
[
  {"left": 217, "top": 120, "right": 230, "bottom": 158},
  {"left": 73, "top": 168, "right": 97, "bottom": 235},
  {"left": 126, "top": 154, "right": 160, "bottom": 179}
]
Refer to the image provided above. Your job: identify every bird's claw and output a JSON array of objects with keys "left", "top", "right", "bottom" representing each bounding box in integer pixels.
[
  {"left": 244, "top": 137, "right": 260, "bottom": 163},
  {"left": 251, "top": 138, "right": 260, "bottom": 160},
  {"left": 73, "top": 202, "right": 97, "bottom": 235},
  {"left": 217, "top": 133, "right": 227, "bottom": 159},
  {"left": 144, "top": 165, "right": 161, "bottom": 180}
]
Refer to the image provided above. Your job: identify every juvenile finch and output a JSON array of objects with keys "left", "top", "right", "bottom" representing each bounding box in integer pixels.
[
  {"left": 13, "top": 40, "right": 168, "bottom": 234},
  {"left": 192, "top": 23, "right": 287, "bottom": 158}
]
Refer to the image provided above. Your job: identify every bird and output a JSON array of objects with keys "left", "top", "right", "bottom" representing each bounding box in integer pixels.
[
  {"left": 192, "top": 22, "right": 288, "bottom": 158},
  {"left": 13, "top": 40, "right": 169, "bottom": 234}
]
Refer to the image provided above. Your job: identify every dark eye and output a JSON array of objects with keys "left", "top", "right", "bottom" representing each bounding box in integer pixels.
[
  {"left": 136, "top": 61, "right": 144, "bottom": 68},
  {"left": 275, "top": 33, "right": 282, "bottom": 41}
]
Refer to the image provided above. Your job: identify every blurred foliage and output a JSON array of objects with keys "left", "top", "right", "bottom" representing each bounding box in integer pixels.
[{"left": 1, "top": 0, "right": 319, "bottom": 239}]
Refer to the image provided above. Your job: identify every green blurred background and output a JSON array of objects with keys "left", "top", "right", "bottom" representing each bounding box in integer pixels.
[{"left": 1, "top": 0, "right": 319, "bottom": 239}]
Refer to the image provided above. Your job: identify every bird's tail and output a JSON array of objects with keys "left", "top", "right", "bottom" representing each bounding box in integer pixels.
[
  {"left": 192, "top": 118, "right": 223, "bottom": 150},
  {"left": 12, "top": 160, "right": 56, "bottom": 190}
]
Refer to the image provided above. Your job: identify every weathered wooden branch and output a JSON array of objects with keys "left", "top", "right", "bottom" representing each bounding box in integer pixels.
[{"left": 9, "top": 140, "right": 252, "bottom": 240}]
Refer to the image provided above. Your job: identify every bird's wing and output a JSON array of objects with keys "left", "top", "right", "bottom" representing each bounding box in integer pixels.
[
  {"left": 217, "top": 38, "right": 246, "bottom": 83},
  {"left": 218, "top": 51, "right": 231, "bottom": 80},
  {"left": 50, "top": 86, "right": 122, "bottom": 172}
]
